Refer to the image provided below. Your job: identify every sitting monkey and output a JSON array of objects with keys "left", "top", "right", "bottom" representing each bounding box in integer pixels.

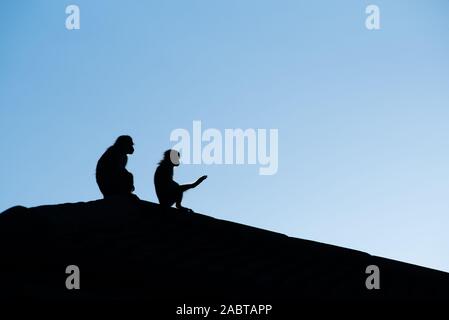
[
  {"left": 96, "top": 135, "right": 136, "bottom": 197},
  {"left": 154, "top": 149, "right": 207, "bottom": 212}
]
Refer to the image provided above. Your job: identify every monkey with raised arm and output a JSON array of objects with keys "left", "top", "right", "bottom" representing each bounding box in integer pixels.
[{"left": 154, "top": 149, "right": 207, "bottom": 212}]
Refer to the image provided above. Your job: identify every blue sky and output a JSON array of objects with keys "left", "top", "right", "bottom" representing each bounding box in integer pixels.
[{"left": 1, "top": 1, "right": 449, "bottom": 272}]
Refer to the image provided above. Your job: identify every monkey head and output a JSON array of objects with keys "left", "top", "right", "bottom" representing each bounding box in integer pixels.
[
  {"left": 114, "top": 135, "right": 135, "bottom": 155},
  {"left": 163, "top": 149, "right": 180, "bottom": 166}
]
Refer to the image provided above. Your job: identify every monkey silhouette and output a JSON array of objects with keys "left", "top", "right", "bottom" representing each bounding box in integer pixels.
[
  {"left": 154, "top": 149, "right": 207, "bottom": 212},
  {"left": 96, "top": 135, "right": 136, "bottom": 198}
]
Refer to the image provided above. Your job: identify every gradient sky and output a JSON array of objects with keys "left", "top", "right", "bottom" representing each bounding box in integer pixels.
[{"left": 1, "top": 0, "right": 449, "bottom": 272}]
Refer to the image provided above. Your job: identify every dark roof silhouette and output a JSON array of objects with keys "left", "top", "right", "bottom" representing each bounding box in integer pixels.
[{"left": 1, "top": 198, "right": 448, "bottom": 302}]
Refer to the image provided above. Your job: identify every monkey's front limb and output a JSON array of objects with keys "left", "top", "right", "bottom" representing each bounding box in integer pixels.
[{"left": 180, "top": 175, "right": 208, "bottom": 192}]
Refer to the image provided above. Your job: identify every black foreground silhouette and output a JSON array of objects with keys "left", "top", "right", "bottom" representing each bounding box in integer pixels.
[{"left": 1, "top": 198, "right": 449, "bottom": 302}]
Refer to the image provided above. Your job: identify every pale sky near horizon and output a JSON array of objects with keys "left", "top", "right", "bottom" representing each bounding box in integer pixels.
[{"left": 1, "top": 1, "right": 449, "bottom": 272}]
